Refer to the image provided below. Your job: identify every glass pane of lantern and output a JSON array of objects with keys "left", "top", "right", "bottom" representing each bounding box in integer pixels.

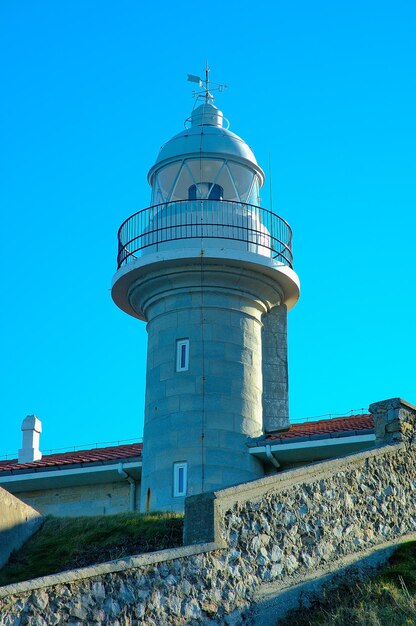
[
  {"left": 247, "top": 177, "right": 260, "bottom": 205},
  {"left": 169, "top": 162, "right": 195, "bottom": 201},
  {"left": 185, "top": 159, "right": 226, "bottom": 193},
  {"left": 211, "top": 162, "right": 238, "bottom": 201},
  {"left": 174, "top": 159, "right": 230, "bottom": 200},
  {"left": 227, "top": 163, "right": 258, "bottom": 204},
  {"left": 151, "top": 177, "right": 165, "bottom": 205},
  {"left": 156, "top": 163, "right": 183, "bottom": 202},
  {"left": 188, "top": 183, "right": 223, "bottom": 200}
]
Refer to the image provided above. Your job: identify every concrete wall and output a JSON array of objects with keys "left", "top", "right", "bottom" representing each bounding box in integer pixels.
[
  {"left": 0, "top": 487, "right": 42, "bottom": 569},
  {"left": 1, "top": 398, "right": 415, "bottom": 626},
  {"left": 16, "top": 481, "right": 137, "bottom": 518}
]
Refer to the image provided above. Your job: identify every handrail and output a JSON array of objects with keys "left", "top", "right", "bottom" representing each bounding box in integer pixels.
[{"left": 116, "top": 199, "right": 293, "bottom": 269}]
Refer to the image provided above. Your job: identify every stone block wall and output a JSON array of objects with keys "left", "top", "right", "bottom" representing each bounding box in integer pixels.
[
  {"left": 1, "top": 398, "right": 416, "bottom": 625},
  {"left": 261, "top": 304, "right": 289, "bottom": 433},
  {"left": 136, "top": 264, "right": 274, "bottom": 511}
]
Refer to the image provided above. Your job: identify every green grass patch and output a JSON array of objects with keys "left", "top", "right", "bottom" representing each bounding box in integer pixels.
[
  {"left": 0, "top": 512, "right": 183, "bottom": 586},
  {"left": 282, "top": 541, "right": 416, "bottom": 626}
]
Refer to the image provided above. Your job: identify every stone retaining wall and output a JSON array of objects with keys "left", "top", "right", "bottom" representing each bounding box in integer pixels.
[{"left": 1, "top": 398, "right": 415, "bottom": 625}]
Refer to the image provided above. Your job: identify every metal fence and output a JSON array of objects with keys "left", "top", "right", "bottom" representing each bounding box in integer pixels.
[
  {"left": 117, "top": 199, "right": 293, "bottom": 269},
  {"left": 0, "top": 438, "right": 143, "bottom": 462}
]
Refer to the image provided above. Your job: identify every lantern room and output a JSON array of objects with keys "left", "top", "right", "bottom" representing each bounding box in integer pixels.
[
  {"left": 147, "top": 102, "right": 264, "bottom": 207},
  {"left": 112, "top": 79, "right": 299, "bottom": 321}
]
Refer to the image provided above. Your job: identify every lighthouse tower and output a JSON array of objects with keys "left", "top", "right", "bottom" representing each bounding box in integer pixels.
[{"left": 112, "top": 70, "right": 300, "bottom": 512}]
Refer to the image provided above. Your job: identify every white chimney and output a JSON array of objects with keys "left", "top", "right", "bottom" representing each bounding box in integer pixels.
[{"left": 18, "top": 415, "right": 42, "bottom": 463}]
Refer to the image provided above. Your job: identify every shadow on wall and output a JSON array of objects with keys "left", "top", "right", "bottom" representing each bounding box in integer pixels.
[{"left": 0, "top": 487, "right": 42, "bottom": 568}]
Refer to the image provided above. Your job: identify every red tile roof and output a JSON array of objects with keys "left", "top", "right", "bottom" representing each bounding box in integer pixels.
[
  {"left": 0, "top": 443, "right": 142, "bottom": 473},
  {"left": 0, "top": 415, "right": 373, "bottom": 473},
  {"left": 263, "top": 414, "right": 374, "bottom": 442}
]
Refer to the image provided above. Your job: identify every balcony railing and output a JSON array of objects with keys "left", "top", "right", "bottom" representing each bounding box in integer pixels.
[{"left": 117, "top": 199, "right": 293, "bottom": 269}]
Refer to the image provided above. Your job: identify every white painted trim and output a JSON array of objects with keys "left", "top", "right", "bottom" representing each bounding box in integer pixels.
[
  {"left": 176, "top": 339, "right": 189, "bottom": 372},
  {"left": 249, "top": 434, "right": 375, "bottom": 456},
  {"left": 0, "top": 460, "right": 142, "bottom": 485},
  {"left": 111, "top": 248, "right": 300, "bottom": 320},
  {"left": 173, "top": 462, "right": 187, "bottom": 497}
]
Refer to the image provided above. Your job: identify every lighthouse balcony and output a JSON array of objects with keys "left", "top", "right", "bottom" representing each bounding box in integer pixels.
[{"left": 116, "top": 199, "right": 293, "bottom": 269}]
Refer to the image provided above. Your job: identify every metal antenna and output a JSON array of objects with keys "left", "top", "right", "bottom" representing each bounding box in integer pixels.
[
  {"left": 187, "top": 63, "right": 228, "bottom": 104},
  {"left": 204, "top": 60, "right": 210, "bottom": 103}
]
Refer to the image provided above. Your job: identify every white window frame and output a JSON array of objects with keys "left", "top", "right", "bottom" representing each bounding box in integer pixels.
[
  {"left": 173, "top": 462, "right": 188, "bottom": 497},
  {"left": 176, "top": 339, "right": 189, "bottom": 372}
]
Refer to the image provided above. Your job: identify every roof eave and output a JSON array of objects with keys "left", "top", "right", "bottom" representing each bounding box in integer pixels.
[
  {"left": 249, "top": 433, "right": 376, "bottom": 467},
  {"left": 0, "top": 460, "right": 142, "bottom": 493}
]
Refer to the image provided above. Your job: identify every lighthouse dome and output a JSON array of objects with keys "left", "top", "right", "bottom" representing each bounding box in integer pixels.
[
  {"left": 147, "top": 103, "right": 265, "bottom": 206},
  {"left": 148, "top": 104, "right": 263, "bottom": 183}
]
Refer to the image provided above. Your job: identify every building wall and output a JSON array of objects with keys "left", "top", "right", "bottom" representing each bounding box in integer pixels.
[
  {"left": 16, "top": 480, "right": 137, "bottom": 517},
  {"left": 1, "top": 399, "right": 415, "bottom": 625}
]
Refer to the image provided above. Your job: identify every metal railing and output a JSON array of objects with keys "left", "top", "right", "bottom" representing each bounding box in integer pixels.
[
  {"left": 117, "top": 199, "right": 293, "bottom": 269},
  {"left": 291, "top": 409, "right": 370, "bottom": 424},
  {"left": 0, "top": 438, "right": 143, "bottom": 462}
]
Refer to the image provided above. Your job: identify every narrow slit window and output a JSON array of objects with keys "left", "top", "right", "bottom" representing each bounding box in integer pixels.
[
  {"left": 176, "top": 339, "right": 189, "bottom": 372},
  {"left": 173, "top": 462, "right": 187, "bottom": 497}
]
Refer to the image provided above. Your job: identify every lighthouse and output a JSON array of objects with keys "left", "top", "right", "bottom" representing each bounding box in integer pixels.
[{"left": 112, "top": 69, "right": 300, "bottom": 511}]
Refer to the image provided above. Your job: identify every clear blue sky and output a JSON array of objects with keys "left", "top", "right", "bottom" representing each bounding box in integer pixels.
[{"left": 1, "top": 1, "right": 415, "bottom": 456}]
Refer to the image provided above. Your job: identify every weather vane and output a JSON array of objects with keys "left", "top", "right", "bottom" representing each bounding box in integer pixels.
[{"left": 187, "top": 61, "right": 228, "bottom": 104}]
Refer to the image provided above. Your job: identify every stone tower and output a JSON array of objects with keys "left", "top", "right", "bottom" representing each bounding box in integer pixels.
[{"left": 112, "top": 75, "right": 300, "bottom": 511}]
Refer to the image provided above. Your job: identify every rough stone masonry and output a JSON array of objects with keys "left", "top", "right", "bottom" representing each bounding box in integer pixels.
[{"left": 0, "top": 398, "right": 415, "bottom": 625}]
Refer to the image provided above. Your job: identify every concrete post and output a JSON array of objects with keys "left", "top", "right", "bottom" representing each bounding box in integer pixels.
[{"left": 262, "top": 304, "right": 290, "bottom": 433}]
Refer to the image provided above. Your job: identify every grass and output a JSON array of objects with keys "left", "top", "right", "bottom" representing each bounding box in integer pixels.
[
  {"left": 0, "top": 512, "right": 183, "bottom": 586},
  {"left": 282, "top": 541, "right": 416, "bottom": 626}
]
